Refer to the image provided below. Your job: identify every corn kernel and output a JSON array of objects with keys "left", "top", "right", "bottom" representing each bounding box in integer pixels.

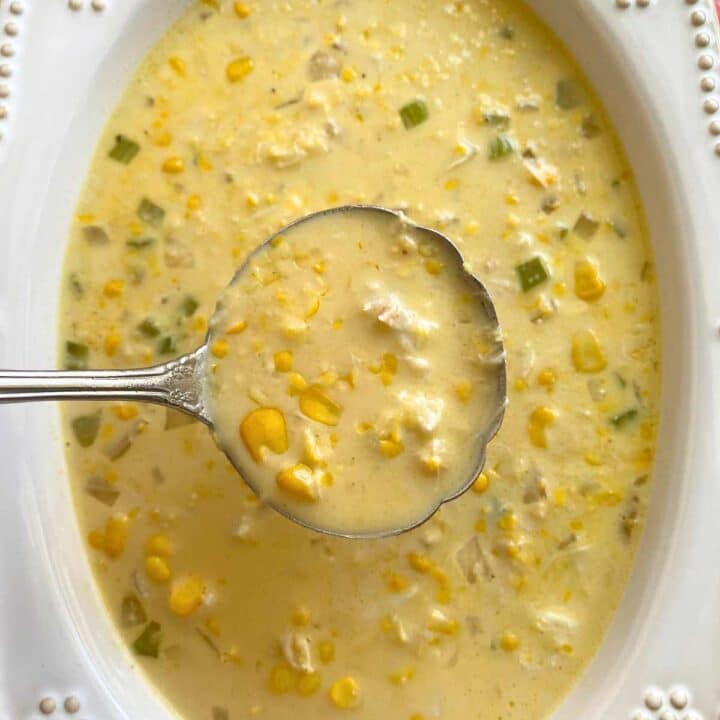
[
  {"left": 276, "top": 464, "right": 319, "bottom": 502},
  {"left": 571, "top": 330, "right": 608, "bottom": 373},
  {"left": 297, "top": 672, "right": 322, "bottom": 697},
  {"left": 514, "top": 378, "right": 528, "bottom": 392},
  {"left": 112, "top": 404, "right": 138, "bottom": 421},
  {"left": 388, "top": 667, "right": 415, "bottom": 686},
  {"left": 104, "top": 513, "right": 130, "bottom": 558},
  {"left": 528, "top": 406, "right": 558, "bottom": 449},
  {"left": 407, "top": 551, "right": 433, "bottom": 573},
  {"left": 269, "top": 663, "right": 296, "bottom": 694},
  {"left": 379, "top": 437, "right": 404, "bottom": 458},
  {"left": 574, "top": 258, "right": 606, "bottom": 302},
  {"left": 151, "top": 128, "right": 172, "bottom": 147},
  {"left": 304, "top": 296, "right": 321, "bottom": 319},
  {"left": 146, "top": 533, "right": 171, "bottom": 557},
  {"left": 162, "top": 156, "right": 185, "bottom": 174},
  {"left": 104, "top": 331, "right": 121, "bottom": 357},
  {"left": 211, "top": 339, "right": 230, "bottom": 359},
  {"left": 553, "top": 488, "right": 567, "bottom": 507},
  {"left": 425, "top": 259, "right": 443, "bottom": 276},
  {"left": 498, "top": 513, "right": 516, "bottom": 531},
  {"left": 273, "top": 350, "right": 294, "bottom": 373},
  {"left": 313, "top": 261, "right": 327, "bottom": 274},
  {"left": 384, "top": 571, "right": 409, "bottom": 592},
  {"left": 288, "top": 372, "right": 308, "bottom": 395},
  {"left": 168, "top": 576, "right": 204, "bottom": 616},
  {"left": 88, "top": 529, "right": 105, "bottom": 551},
  {"left": 537, "top": 369, "right": 556, "bottom": 390},
  {"left": 472, "top": 472, "right": 489, "bottom": 494},
  {"left": 234, "top": 1, "right": 251, "bottom": 18},
  {"left": 444, "top": 178, "right": 460, "bottom": 191},
  {"left": 240, "top": 408, "right": 288, "bottom": 462},
  {"left": 454, "top": 381, "right": 472, "bottom": 402},
  {"left": 226, "top": 56, "right": 255, "bottom": 83},
  {"left": 340, "top": 66, "right": 357, "bottom": 83},
  {"left": 186, "top": 194, "right": 202, "bottom": 211},
  {"left": 299, "top": 386, "right": 342, "bottom": 426},
  {"left": 103, "top": 279, "right": 124, "bottom": 298},
  {"left": 168, "top": 56, "right": 186, "bottom": 76},
  {"left": 226, "top": 320, "right": 247, "bottom": 335},
  {"left": 318, "top": 640, "right": 335, "bottom": 664},
  {"left": 145, "top": 555, "right": 171, "bottom": 583},
  {"left": 329, "top": 677, "right": 361, "bottom": 709},
  {"left": 427, "top": 609, "right": 459, "bottom": 635},
  {"left": 500, "top": 631, "right": 520, "bottom": 652},
  {"left": 292, "top": 606, "right": 311, "bottom": 627}
]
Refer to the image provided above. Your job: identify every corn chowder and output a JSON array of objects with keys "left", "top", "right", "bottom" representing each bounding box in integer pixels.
[
  {"left": 206, "top": 206, "right": 503, "bottom": 536},
  {"left": 59, "top": 0, "right": 660, "bottom": 718}
]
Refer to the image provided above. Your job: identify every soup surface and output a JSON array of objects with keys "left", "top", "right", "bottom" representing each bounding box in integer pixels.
[
  {"left": 59, "top": 1, "right": 660, "bottom": 718},
  {"left": 206, "top": 206, "right": 503, "bottom": 536}
]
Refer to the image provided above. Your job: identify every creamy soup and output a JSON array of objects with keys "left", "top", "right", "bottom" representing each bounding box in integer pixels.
[
  {"left": 206, "top": 206, "right": 503, "bottom": 536},
  {"left": 59, "top": 1, "right": 660, "bottom": 718}
]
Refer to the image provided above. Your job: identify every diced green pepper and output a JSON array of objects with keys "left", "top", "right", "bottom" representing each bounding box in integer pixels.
[
  {"left": 158, "top": 336, "right": 177, "bottom": 355},
  {"left": 181, "top": 295, "right": 199, "bottom": 317},
  {"left": 138, "top": 318, "right": 160, "bottom": 338},
  {"left": 556, "top": 79, "right": 583, "bottom": 110},
  {"left": 133, "top": 620, "right": 162, "bottom": 658},
  {"left": 499, "top": 24, "right": 515, "bottom": 39},
  {"left": 85, "top": 476, "right": 120, "bottom": 506},
  {"left": 399, "top": 99, "right": 429, "bottom": 130},
  {"left": 610, "top": 408, "right": 638, "bottom": 429},
  {"left": 71, "top": 411, "right": 101, "bottom": 448},
  {"left": 65, "top": 341, "right": 89, "bottom": 370},
  {"left": 83, "top": 225, "right": 109, "bottom": 245},
  {"left": 581, "top": 113, "right": 602, "bottom": 139},
  {"left": 137, "top": 197, "right": 166, "bottom": 227},
  {"left": 212, "top": 708, "right": 230, "bottom": 720},
  {"left": 488, "top": 133, "right": 517, "bottom": 160},
  {"left": 482, "top": 110, "right": 511, "bottom": 129},
  {"left": 126, "top": 237, "right": 156, "bottom": 249},
  {"left": 573, "top": 211, "right": 599, "bottom": 238},
  {"left": 69, "top": 273, "right": 84, "bottom": 298},
  {"left": 515, "top": 256, "right": 549, "bottom": 292},
  {"left": 108, "top": 135, "right": 141, "bottom": 164}
]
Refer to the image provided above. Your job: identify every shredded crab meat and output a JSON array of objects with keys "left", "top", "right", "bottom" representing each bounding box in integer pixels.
[
  {"left": 396, "top": 391, "right": 445, "bottom": 433},
  {"left": 363, "top": 292, "right": 438, "bottom": 338}
]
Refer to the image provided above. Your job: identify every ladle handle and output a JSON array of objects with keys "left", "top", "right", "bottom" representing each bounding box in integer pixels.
[{"left": 0, "top": 347, "right": 211, "bottom": 424}]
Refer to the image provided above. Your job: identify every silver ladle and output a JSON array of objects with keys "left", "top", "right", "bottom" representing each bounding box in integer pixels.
[{"left": 0, "top": 206, "right": 507, "bottom": 539}]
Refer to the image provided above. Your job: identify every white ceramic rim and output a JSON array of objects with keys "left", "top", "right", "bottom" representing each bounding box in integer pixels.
[{"left": 1, "top": 2, "right": 719, "bottom": 719}]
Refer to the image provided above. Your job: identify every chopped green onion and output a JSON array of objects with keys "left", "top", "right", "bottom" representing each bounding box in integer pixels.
[
  {"left": 541, "top": 194, "right": 559, "bottom": 214},
  {"left": 83, "top": 225, "right": 109, "bottom": 245},
  {"left": 158, "top": 336, "right": 177, "bottom": 355},
  {"left": 137, "top": 197, "right": 166, "bottom": 227},
  {"left": 84, "top": 476, "right": 120, "bottom": 506},
  {"left": 138, "top": 318, "right": 161, "bottom": 338},
  {"left": 126, "top": 237, "right": 156, "bottom": 249},
  {"left": 69, "top": 273, "right": 84, "bottom": 298},
  {"left": 498, "top": 24, "right": 515, "bottom": 39},
  {"left": 181, "top": 295, "right": 199, "bottom": 317},
  {"left": 612, "top": 218, "right": 629, "bottom": 238},
  {"left": 556, "top": 224, "right": 570, "bottom": 240},
  {"left": 108, "top": 135, "right": 141, "bottom": 164},
  {"left": 399, "top": 99, "right": 429, "bottom": 130},
  {"left": 488, "top": 133, "right": 517, "bottom": 160},
  {"left": 609, "top": 408, "right": 638, "bottom": 429},
  {"left": 65, "top": 341, "right": 89, "bottom": 370},
  {"left": 515, "top": 256, "right": 549, "bottom": 292},
  {"left": 556, "top": 79, "right": 583, "bottom": 110},
  {"left": 121, "top": 594, "right": 147, "bottom": 628},
  {"left": 71, "top": 411, "right": 101, "bottom": 448},
  {"left": 581, "top": 113, "right": 602, "bottom": 139},
  {"left": 482, "top": 110, "right": 511, "bottom": 129},
  {"left": 574, "top": 211, "right": 600, "bottom": 238},
  {"left": 133, "top": 620, "right": 162, "bottom": 658},
  {"left": 614, "top": 372, "right": 628, "bottom": 388}
]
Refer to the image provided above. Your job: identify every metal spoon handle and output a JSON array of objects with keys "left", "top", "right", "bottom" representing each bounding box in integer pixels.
[{"left": 0, "top": 346, "right": 210, "bottom": 424}]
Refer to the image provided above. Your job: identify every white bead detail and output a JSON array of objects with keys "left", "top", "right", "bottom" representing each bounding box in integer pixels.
[
  {"left": 669, "top": 688, "right": 689, "bottom": 710},
  {"left": 703, "top": 98, "right": 719, "bottom": 114},
  {"left": 685, "top": 0, "right": 699, "bottom": 4},
  {"left": 637, "top": 0, "right": 651, "bottom": 7},
  {"left": 616, "top": 0, "right": 631, "bottom": 8},
  {"left": 710, "top": 120, "right": 720, "bottom": 135},
  {"left": 9, "top": 2, "right": 24, "bottom": 14},
  {"left": 699, "top": 55, "right": 715, "bottom": 70},
  {"left": 701, "top": 76, "right": 716, "bottom": 91},
  {"left": 632, "top": 712, "right": 652, "bottom": 720},
  {"left": 63, "top": 696, "right": 81, "bottom": 714},
  {"left": 38, "top": 698, "right": 56, "bottom": 715},
  {"left": 91, "top": 0, "right": 106, "bottom": 9},
  {"left": 0, "top": 65, "right": 11, "bottom": 78},
  {"left": 696, "top": 32, "right": 711, "bottom": 48},
  {"left": 0, "top": 85, "right": 8, "bottom": 98},
  {"left": 0, "top": 106, "right": 8, "bottom": 120},
  {"left": 68, "top": 0, "right": 83, "bottom": 9},
  {"left": 660, "top": 711, "right": 678, "bottom": 720},
  {"left": 4, "top": 22, "right": 19, "bottom": 36},
  {"left": 1, "top": 44, "right": 14, "bottom": 58},
  {"left": 714, "top": 141, "right": 720, "bottom": 156},
  {"left": 645, "top": 689, "right": 664, "bottom": 711},
  {"left": 690, "top": 10, "right": 707, "bottom": 26}
]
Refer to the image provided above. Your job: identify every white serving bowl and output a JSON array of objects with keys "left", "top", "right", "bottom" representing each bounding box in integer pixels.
[{"left": 1, "top": 1, "right": 719, "bottom": 719}]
